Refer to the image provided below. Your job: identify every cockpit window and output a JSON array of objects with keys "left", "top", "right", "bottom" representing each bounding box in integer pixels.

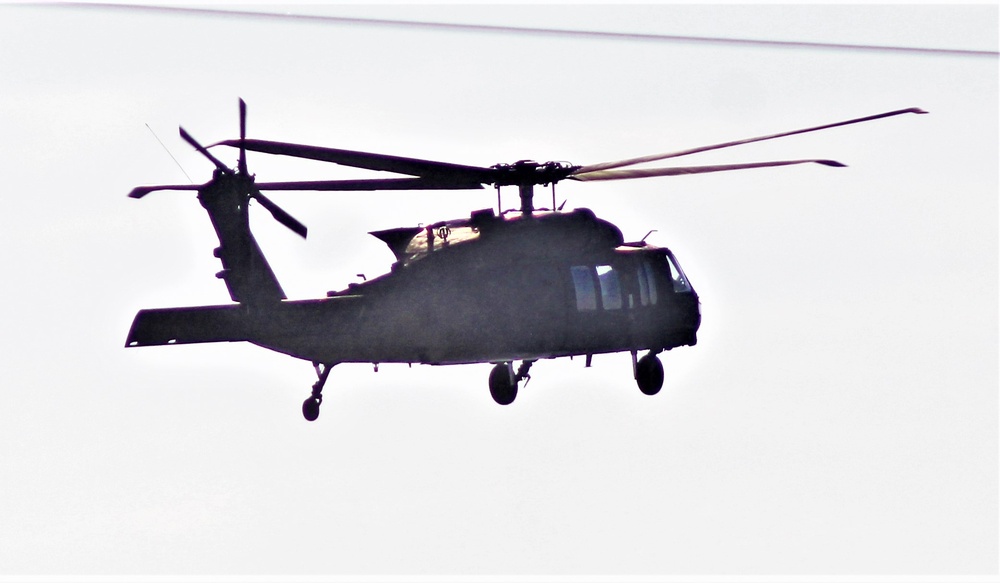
[
  {"left": 639, "top": 261, "right": 658, "bottom": 306},
  {"left": 596, "top": 265, "right": 623, "bottom": 310},
  {"left": 570, "top": 266, "right": 597, "bottom": 311}
]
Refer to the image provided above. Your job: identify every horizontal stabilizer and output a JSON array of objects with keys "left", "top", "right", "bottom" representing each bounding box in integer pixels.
[{"left": 125, "top": 304, "right": 248, "bottom": 347}]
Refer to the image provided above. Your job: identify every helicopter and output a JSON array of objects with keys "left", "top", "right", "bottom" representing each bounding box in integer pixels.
[{"left": 125, "top": 100, "right": 925, "bottom": 421}]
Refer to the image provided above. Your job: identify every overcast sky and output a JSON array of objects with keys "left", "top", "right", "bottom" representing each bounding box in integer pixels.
[{"left": 0, "top": 3, "right": 997, "bottom": 580}]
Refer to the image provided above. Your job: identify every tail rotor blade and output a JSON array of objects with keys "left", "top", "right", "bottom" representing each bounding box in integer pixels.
[
  {"left": 128, "top": 184, "right": 203, "bottom": 198},
  {"left": 250, "top": 188, "right": 308, "bottom": 239},
  {"left": 180, "top": 126, "right": 230, "bottom": 172},
  {"left": 238, "top": 98, "right": 248, "bottom": 175}
]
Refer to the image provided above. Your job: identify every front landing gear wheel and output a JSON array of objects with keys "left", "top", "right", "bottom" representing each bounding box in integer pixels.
[
  {"left": 489, "top": 362, "right": 518, "bottom": 405},
  {"left": 302, "top": 396, "right": 321, "bottom": 422},
  {"left": 302, "top": 362, "right": 335, "bottom": 422},
  {"left": 636, "top": 353, "right": 664, "bottom": 396}
]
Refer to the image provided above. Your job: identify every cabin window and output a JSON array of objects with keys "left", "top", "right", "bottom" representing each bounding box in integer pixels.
[
  {"left": 570, "top": 266, "right": 597, "bottom": 311},
  {"left": 639, "top": 261, "right": 658, "bottom": 306},
  {"left": 665, "top": 254, "right": 692, "bottom": 293},
  {"left": 597, "top": 265, "right": 623, "bottom": 310}
]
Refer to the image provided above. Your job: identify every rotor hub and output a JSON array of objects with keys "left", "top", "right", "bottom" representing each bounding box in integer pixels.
[{"left": 490, "top": 160, "right": 577, "bottom": 187}]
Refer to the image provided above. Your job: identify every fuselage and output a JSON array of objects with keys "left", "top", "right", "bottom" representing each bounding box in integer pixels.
[{"left": 246, "top": 208, "right": 701, "bottom": 365}]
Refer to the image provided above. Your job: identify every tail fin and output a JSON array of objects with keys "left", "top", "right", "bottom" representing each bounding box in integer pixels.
[
  {"left": 125, "top": 304, "right": 248, "bottom": 347},
  {"left": 130, "top": 100, "right": 308, "bottom": 307},
  {"left": 200, "top": 174, "right": 287, "bottom": 305}
]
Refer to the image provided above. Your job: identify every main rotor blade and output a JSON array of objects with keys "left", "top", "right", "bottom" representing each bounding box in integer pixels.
[
  {"left": 180, "top": 127, "right": 230, "bottom": 172},
  {"left": 249, "top": 188, "right": 308, "bottom": 238},
  {"left": 254, "top": 177, "right": 486, "bottom": 191},
  {"left": 574, "top": 107, "right": 927, "bottom": 174},
  {"left": 216, "top": 138, "right": 497, "bottom": 183},
  {"left": 128, "top": 184, "right": 203, "bottom": 198},
  {"left": 569, "top": 159, "right": 845, "bottom": 181}
]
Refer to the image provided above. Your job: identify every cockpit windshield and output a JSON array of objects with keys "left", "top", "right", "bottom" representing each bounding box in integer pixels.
[{"left": 664, "top": 251, "right": 692, "bottom": 293}]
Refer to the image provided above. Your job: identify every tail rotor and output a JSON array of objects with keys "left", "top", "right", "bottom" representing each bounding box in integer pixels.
[{"left": 130, "top": 98, "right": 309, "bottom": 239}]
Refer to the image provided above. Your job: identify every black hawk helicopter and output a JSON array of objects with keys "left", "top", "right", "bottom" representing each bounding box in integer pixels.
[{"left": 125, "top": 101, "right": 925, "bottom": 420}]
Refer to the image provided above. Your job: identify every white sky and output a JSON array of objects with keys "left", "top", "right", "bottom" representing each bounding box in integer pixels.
[{"left": 0, "top": 2, "right": 997, "bottom": 579}]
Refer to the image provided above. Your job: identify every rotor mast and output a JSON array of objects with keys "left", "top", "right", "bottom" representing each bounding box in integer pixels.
[
  {"left": 492, "top": 160, "right": 577, "bottom": 216},
  {"left": 518, "top": 183, "right": 535, "bottom": 215}
]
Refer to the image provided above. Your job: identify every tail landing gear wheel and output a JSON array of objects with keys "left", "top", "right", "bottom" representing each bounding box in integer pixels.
[
  {"left": 636, "top": 353, "right": 664, "bottom": 396},
  {"left": 302, "top": 397, "right": 321, "bottom": 422},
  {"left": 489, "top": 362, "right": 518, "bottom": 405}
]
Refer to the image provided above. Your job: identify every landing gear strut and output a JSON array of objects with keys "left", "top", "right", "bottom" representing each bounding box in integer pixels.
[
  {"left": 634, "top": 351, "right": 664, "bottom": 396},
  {"left": 302, "top": 362, "right": 335, "bottom": 421},
  {"left": 489, "top": 360, "right": 533, "bottom": 405}
]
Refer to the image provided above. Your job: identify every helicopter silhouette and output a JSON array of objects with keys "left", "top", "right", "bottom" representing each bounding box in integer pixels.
[{"left": 125, "top": 100, "right": 925, "bottom": 421}]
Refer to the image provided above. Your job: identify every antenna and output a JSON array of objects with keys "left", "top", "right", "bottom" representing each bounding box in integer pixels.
[{"left": 146, "top": 123, "right": 193, "bottom": 183}]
